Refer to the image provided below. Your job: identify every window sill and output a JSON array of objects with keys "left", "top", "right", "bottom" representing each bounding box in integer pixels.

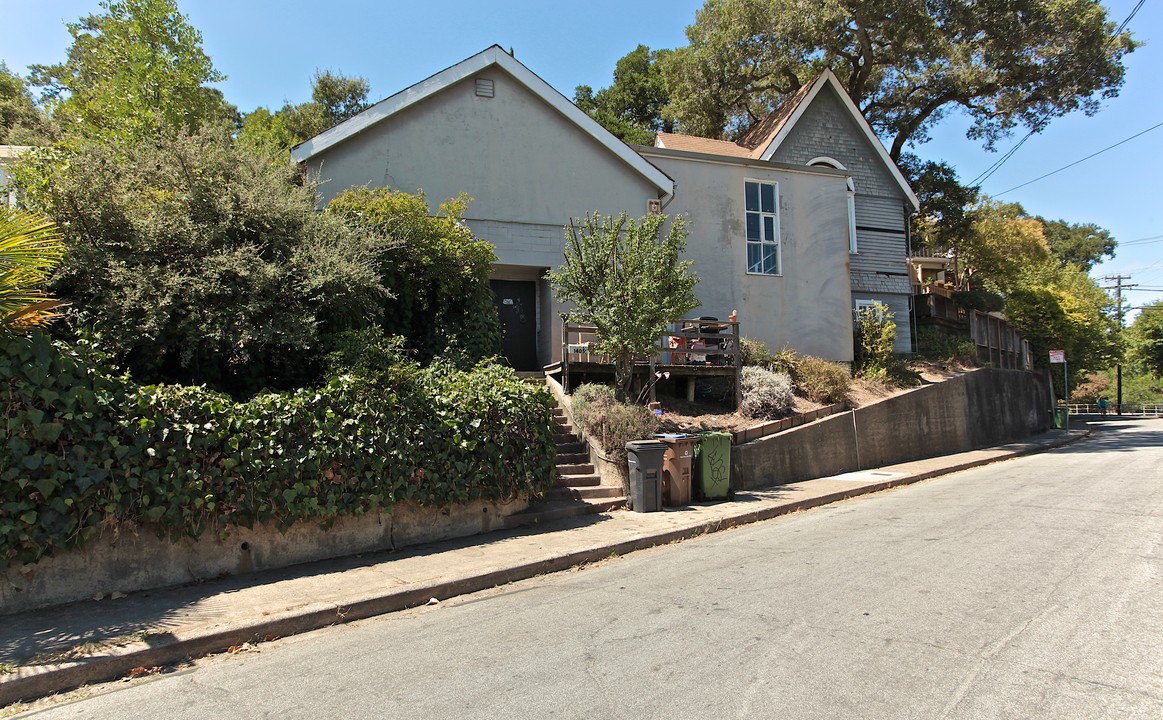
[{"left": 745, "top": 271, "right": 783, "bottom": 277}]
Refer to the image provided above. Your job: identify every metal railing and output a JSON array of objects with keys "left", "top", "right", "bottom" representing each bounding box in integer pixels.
[{"left": 1067, "top": 403, "right": 1163, "bottom": 416}]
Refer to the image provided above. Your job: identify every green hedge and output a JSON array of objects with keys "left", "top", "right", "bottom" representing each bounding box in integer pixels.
[{"left": 1, "top": 332, "right": 556, "bottom": 569}]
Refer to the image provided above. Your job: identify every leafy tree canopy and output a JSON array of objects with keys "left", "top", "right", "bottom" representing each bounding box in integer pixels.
[
  {"left": 659, "top": 0, "right": 1137, "bottom": 159},
  {"left": 959, "top": 198, "right": 1052, "bottom": 292},
  {"left": 239, "top": 70, "right": 370, "bottom": 150},
  {"left": 548, "top": 212, "right": 699, "bottom": 401},
  {"left": 0, "top": 63, "right": 58, "bottom": 146},
  {"left": 1128, "top": 302, "right": 1163, "bottom": 378},
  {"left": 1003, "top": 260, "right": 1120, "bottom": 390},
  {"left": 28, "top": 0, "right": 230, "bottom": 141},
  {"left": 574, "top": 45, "right": 674, "bottom": 145},
  {"left": 1038, "top": 217, "right": 1117, "bottom": 271},
  {"left": 12, "top": 129, "right": 386, "bottom": 395},
  {"left": 899, "top": 153, "right": 980, "bottom": 254}
]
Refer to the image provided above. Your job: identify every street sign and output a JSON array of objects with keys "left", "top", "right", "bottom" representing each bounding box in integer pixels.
[{"left": 1049, "top": 349, "right": 1066, "bottom": 364}]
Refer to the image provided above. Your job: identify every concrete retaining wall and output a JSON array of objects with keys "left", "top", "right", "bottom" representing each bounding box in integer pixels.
[
  {"left": 732, "top": 368, "right": 1052, "bottom": 489},
  {"left": 1, "top": 498, "right": 528, "bottom": 615}
]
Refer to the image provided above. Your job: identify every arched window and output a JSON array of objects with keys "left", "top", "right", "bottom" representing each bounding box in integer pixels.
[{"left": 808, "top": 157, "right": 857, "bottom": 254}]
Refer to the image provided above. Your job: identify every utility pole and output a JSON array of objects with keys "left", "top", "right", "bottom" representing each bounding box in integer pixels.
[{"left": 1103, "top": 274, "right": 1137, "bottom": 415}]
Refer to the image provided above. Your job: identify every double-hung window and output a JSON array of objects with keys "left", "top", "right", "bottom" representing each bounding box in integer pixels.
[{"left": 745, "top": 180, "right": 780, "bottom": 275}]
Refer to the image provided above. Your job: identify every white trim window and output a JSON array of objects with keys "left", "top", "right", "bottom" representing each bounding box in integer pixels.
[
  {"left": 808, "top": 158, "right": 857, "bottom": 254},
  {"left": 745, "top": 179, "right": 780, "bottom": 275},
  {"left": 846, "top": 178, "right": 858, "bottom": 254}
]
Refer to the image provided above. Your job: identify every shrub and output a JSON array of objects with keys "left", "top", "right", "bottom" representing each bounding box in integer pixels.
[
  {"left": 854, "top": 302, "right": 896, "bottom": 376},
  {"left": 1072, "top": 372, "right": 1111, "bottom": 404},
  {"left": 571, "top": 383, "right": 659, "bottom": 462},
  {"left": 884, "top": 356, "right": 923, "bottom": 387},
  {"left": 0, "top": 331, "right": 556, "bottom": 569},
  {"left": 951, "top": 290, "right": 1005, "bottom": 313},
  {"left": 739, "top": 337, "right": 775, "bottom": 367},
  {"left": 15, "top": 131, "right": 387, "bottom": 396},
  {"left": 324, "top": 327, "right": 416, "bottom": 382},
  {"left": 739, "top": 366, "right": 794, "bottom": 419},
  {"left": 916, "top": 327, "right": 977, "bottom": 366},
  {"left": 739, "top": 337, "right": 797, "bottom": 375},
  {"left": 794, "top": 355, "right": 851, "bottom": 404},
  {"left": 325, "top": 187, "right": 502, "bottom": 366}
]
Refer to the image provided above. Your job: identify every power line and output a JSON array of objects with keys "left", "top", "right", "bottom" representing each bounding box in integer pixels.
[
  {"left": 1121, "top": 234, "right": 1163, "bottom": 246},
  {"left": 968, "top": 0, "right": 1145, "bottom": 187},
  {"left": 993, "top": 121, "right": 1163, "bottom": 196}
]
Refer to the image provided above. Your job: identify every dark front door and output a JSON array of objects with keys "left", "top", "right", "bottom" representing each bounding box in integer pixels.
[{"left": 490, "top": 280, "right": 538, "bottom": 371}]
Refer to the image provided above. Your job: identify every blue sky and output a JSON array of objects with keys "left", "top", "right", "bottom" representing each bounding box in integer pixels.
[{"left": 3, "top": 0, "right": 1160, "bottom": 319}]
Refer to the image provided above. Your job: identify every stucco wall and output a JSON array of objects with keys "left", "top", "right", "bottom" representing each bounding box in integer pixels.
[
  {"left": 732, "top": 369, "right": 1053, "bottom": 489},
  {"left": 303, "top": 70, "right": 668, "bottom": 366},
  {"left": 305, "top": 70, "right": 658, "bottom": 228},
  {"left": 643, "top": 150, "right": 855, "bottom": 362},
  {"left": 1, "top": 498, "right": 529, "bottom": 615}
]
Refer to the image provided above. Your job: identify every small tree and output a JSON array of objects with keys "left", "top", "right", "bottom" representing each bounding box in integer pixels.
[
  {"left": 549, "top": 212, "right": 699, "bottom": 401},
  {"left": 854, "top": 302, "right": 896, "bottom": 377}
]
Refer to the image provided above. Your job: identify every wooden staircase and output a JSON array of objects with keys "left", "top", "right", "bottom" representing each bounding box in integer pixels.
[{"left": 504, "top": 376, "right": 626, "bottom": 528}]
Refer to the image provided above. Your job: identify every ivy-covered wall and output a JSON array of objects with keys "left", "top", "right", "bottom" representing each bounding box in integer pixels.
[{"left": 1, "top": 332, "right": 556, "bottom": 570}]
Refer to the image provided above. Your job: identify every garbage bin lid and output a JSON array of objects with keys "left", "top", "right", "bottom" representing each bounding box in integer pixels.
[
  {"left": 626, "top": 440, "right": 668, "bottom": 451},
  {"left": 651, "top": 433, "right": 691, "bottom": 439}
]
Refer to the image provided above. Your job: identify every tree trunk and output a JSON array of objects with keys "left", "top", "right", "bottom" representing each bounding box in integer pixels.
[{"left": 614, "top": 353, "right": 635, "bottom": 404}]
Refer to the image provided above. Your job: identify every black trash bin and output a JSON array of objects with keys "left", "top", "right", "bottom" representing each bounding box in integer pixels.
[{"left": 625, "top": 440, "right": 667, "bottom": 512}]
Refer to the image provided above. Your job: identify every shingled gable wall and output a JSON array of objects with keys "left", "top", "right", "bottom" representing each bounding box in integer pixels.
[{"left": 766, "top": 83, "right": 914, "bottom": 352}]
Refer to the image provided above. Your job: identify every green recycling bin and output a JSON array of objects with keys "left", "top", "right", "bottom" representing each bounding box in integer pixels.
[
  {"left": 694, "top": 432, "right": 732, "bottom": 500},
  {"left": 1053, "top": 407, "right": 1069, "bottom": 429}
]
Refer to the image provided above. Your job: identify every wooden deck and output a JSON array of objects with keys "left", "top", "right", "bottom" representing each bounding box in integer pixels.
[{"left": 554, "top": 319, "right": 743, "bottom": 408}]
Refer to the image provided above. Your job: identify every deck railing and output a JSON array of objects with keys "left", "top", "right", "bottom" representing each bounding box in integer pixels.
[{"left": 560, "top": 318, "right": 742, "bottom": 407}]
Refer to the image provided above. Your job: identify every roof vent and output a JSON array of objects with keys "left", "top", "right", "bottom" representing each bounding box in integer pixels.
[{"left": 475, "top": 78, "right": 495, "bottom": 98}]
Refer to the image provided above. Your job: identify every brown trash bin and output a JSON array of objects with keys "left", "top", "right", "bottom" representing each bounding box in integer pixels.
[{"left": 652, "top": 434, "right": 698, "bottom": 506}]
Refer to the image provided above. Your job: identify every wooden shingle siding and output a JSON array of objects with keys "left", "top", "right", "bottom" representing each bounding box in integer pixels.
[
  {"left": 854, "top": 195, "right": 907, "bottom": 233},
  {"left": 852, "top": 231, "right": 909, "bottom": 277}
]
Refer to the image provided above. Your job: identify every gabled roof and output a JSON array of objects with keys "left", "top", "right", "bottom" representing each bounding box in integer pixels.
[
  {"left": 737, "top": 80, "right": 816, "bottom": 153},
  {"left": 655, "top": 132, "right": 752, "bottom": 158},
  {"left": 747, "top": 70, "right": 918, "bottom": 210},
  {"left": 290, "top": 45, "right": 674, "bottom": 200},
  {"left": 651, "top": 70, "right": 918, "bottom": 210}
]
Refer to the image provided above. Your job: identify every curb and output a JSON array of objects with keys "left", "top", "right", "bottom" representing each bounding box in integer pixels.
[{"left": 0, "top": 430, "right": 1089, "bottom": 707}]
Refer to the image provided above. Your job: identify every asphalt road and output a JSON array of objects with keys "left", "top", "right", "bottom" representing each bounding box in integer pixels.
[{"left": 19, "top": 418, "right": 1163, "bottom": 719}]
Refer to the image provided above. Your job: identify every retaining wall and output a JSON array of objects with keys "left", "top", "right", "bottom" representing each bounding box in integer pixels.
[
  {"left": 1, "top": 498, "right": 528, "bottom": 615},
  {"left": 732, "top": 368, "right": 1052, "bottom": 489}
]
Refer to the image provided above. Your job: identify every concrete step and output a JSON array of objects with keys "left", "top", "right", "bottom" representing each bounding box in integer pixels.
[
  {"left": 556, "top": 452, "right": 590, "bottom": 465},
  {"left": 502, "top": 497, "right": 625, "bottom": 529},
  {"left": 555, "top": 441, "right": 587, "bottom": 455},
  {"left": 548, "top": 486, "right": 623, "bottom": 501},
  {"left": 554, "top": 432, "right": 581, "bottom": 444},
  {"left": 556, "top": 473, "right": 601, "bottom": 487},
  {"left": 555, "top": 462, "right": 594, "bottom": 475}
]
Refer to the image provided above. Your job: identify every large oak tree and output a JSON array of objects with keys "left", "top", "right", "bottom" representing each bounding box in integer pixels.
[{"left": 659, "top": 0, "right": 1137, "bottom": 159}]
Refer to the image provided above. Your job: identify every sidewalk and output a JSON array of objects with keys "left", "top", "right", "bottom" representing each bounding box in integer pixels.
[{"left": 0, "top": 428, "right": 1089, "bottom": 707}]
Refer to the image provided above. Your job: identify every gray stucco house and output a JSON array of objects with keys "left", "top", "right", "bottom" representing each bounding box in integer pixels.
[{"left": 292, "top": 46, "right": 919, "bottom": 370}]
